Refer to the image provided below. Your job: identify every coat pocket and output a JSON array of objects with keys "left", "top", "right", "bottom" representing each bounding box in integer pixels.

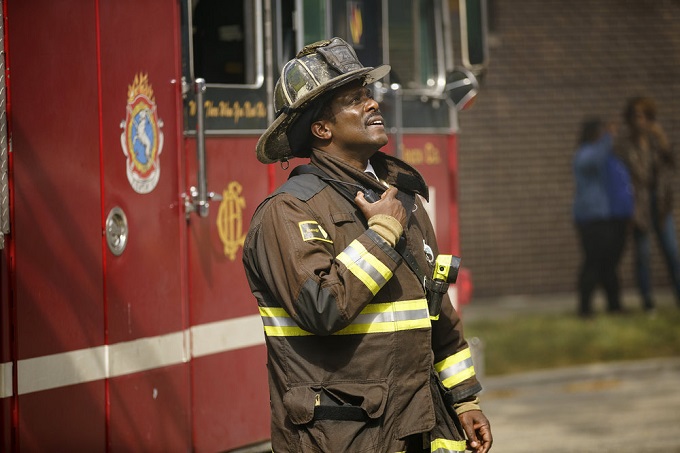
[{"left": 283, "top": 381, "right": 387, "bottom": 453}]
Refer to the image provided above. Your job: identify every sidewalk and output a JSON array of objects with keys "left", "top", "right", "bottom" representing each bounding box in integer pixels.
[
  {"left": 477, "top": 357, "right": 680, "bottom": 452},
  {"left": 459, "top": 289, "right": 680, "bottom": 452}
]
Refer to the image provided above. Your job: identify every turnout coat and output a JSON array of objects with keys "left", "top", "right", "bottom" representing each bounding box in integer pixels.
[{"left": 243, "top": 149, "right": 481, "bottom": 452}]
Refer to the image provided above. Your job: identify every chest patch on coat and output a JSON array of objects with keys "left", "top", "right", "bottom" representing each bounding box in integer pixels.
[{"left": 299, "top": 221, "right": 333, "bottom": 243}]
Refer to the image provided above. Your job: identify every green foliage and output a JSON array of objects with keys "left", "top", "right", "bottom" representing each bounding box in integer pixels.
[{"left": 465, "top": 309, "right": 680, "bottom": 376}]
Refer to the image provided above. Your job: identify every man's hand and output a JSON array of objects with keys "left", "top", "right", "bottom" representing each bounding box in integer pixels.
[
  {"left": 459, "top": 410, "right": 492, "bottom": 453},
  {"left": 355, "top": 186, "right": 407, "bottom": 228}
]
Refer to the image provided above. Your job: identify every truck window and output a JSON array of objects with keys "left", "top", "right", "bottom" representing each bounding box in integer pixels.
[
  {"left": 275, "top": 0, "right": 330, "bottom": 75},
  {"left": 388, "top": 0, "right": 442, "bottom": 90},
  {"left": 191, "top": 0, "right": 261, "bottom": 85}
]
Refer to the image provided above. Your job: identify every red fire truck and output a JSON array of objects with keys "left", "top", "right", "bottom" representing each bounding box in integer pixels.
[{"left": 0, "top": 0, "right": 483, "bottom": 451}]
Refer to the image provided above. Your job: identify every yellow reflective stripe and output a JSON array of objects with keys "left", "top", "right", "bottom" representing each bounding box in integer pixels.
[
  {"left": 259, "top": 299, "right": 430, "bottom": 337},
  {"left": 441, "top": 367, "right": 476, "bottom": 388},
  {"left": 337, "top": 240, "right": 393, "bottom": 295},
  {"left": 335, "top": 299, "right": 430, "bottom": 334},
  {"left": 431, "top": 438, "right": 467, "bottom": 453},
  {"left": 262, "top": 325, "right": 313, "bottom": 336},
  {"left": 435, "top": 347, "right": 476, "bottom": 388},
  {"left": 259, "top": 307, "right": 312, "bottom": 336},
  {"left": 334, "top": 316, "right": 431, "bottom": 335},
  {"left": 435, "top": 348, "right": 471, "bottom": 372},
  {"left": 338, "top": 251, "right": 380, "bottom": 294},
  {"left": 259, "top": 306, "right": 288, "bottom": 317},
  {"left": 362, "top": 299, "right": 427, "bottom": 313}
]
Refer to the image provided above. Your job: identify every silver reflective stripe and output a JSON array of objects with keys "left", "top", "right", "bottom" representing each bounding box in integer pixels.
[
  {"left": 260, "top": 299, "right": 431, "bottom": 336},
  {"left": 261, "top": 315, "right": 298, "bottom": 327},
  {"left": 352, "top": 308, "right": 430, "bottom": 324},
  {"left": 439, "top": 356, "right": 474, "bottom": 382},
  {"left": 435, "top": 348, "right": 476, "bottom": 388},
  {"left": 342, "top": 244, "right": 389, "bottom": 288}
]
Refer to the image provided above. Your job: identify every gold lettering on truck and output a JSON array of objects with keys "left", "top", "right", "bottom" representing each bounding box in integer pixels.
[
  {"left": 217, "top": 181, "right": 246, "bottom": 260},
  {"left": 188, "top": 100, "right": 266, "bottom": 123},
  {"left": 403, "top": 142, "right": 442, "bottom": 166}
]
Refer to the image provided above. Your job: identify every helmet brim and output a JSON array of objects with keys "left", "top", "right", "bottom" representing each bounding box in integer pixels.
[{"left": 256, "top": 64, "right": 391, "bottom": 164}]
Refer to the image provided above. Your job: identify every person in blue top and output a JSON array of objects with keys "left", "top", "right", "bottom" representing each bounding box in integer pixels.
[{"left": 573, "top": 118, "right": 634, "bottom": 317}]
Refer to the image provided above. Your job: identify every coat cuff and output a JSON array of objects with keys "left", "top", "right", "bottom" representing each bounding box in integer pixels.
[
  {"left": 368, "top": 214, "right": 403, "bottom": 247},
  {"left": 453, "top": 396, "right": 481, "bottom": 415}
]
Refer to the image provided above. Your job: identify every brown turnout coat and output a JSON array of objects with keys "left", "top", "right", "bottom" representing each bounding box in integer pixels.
[{"left": 243, "top": 149, "right": 481, "bottom": 452}]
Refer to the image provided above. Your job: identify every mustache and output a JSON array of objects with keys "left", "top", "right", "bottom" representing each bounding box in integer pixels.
[{"left": 366, "top": 111, "right": 384, "bottom": 122}]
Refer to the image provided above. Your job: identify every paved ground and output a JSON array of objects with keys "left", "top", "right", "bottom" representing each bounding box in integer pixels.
[
  {"left": 461, "top": 290, "right": 680, "bottom": 453},
  {"left": 478, "top": 357, "right": 680, "bottom": 452}
]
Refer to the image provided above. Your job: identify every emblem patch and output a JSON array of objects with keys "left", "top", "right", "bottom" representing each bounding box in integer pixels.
[
  {"left": 299, "top": 221, "right": 333, "bottom": 243},
  {"left": 217, "top": 181, "right": 246, "bottom": 261},
  {"left": 120, "top": 73, "right": 164, "bottom": 194}
]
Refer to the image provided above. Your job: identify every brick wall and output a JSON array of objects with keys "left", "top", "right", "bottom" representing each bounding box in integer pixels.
[{"left": 456, "top": 0, "right": 680, "bottom": 298}]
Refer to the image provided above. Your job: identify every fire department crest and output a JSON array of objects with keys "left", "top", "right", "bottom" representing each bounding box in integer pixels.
[
  {"left": 217, "top": 181, "right": 246, "bottom": 261},
  {"left": 120, "top": 73, "right": 164, "bottom": 194}
]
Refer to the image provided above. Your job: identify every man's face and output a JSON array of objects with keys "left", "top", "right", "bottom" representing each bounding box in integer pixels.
[{"left": 322, "top": 81, "right": 389, "bottom": 154}]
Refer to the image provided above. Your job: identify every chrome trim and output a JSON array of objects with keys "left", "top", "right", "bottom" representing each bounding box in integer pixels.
[
  {"left": 0, "top": 8, "right": 8, "bottom": 250},
  {"left": 105, "top": 207, "right": 129, "bottom": 256},
  {"left": 195, "top": 78, "right": 209, "bottom": 217},
  {"left": 441, "top": 0, "right": 455, "bottom": 73},
  {"left": 185, "top": 0, "right": 195, "bottom": 85},
  {"left": 382, "top": 0, "right": 391, "bottom": 84},
  {"left": 460, "top": 0, "right": 489, "bottom": 71},
  {"left": 294, "top": 0, "right": 304, "bottom": 52},
  {"left": 184, "top": 80, "right": 223, "bottom": 218},
  {"left": 265, "top": 0, "right": 275, "bottom": 123},
  {"left": 433, "top": 0, "right": 448, "bottom": 94},
  {"left": 273, "top": 0, "right": 285, "bottom": 77},
  {"left": 325, "top": 0, "right": 332, "bottom": 39},
  {"left": 392, "top": 85, "right": 404, "bottom": 159}
]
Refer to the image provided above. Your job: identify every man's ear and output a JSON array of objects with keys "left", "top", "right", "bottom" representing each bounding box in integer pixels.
[{"left": 311, "top": 120, "right": 332, "bottom": 141}]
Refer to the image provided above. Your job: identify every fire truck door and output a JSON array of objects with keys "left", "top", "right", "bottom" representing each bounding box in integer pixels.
[
  {"left": 98, "top": 1, "right": 191, "bottom": 451},
  {"left": 7, "top": 2, "right": 107, "bottom": 450}
]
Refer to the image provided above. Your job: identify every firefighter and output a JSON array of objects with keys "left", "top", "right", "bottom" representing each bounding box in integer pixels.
[{"left": 242, "top": 37, "right": 492, "bottom": 453}]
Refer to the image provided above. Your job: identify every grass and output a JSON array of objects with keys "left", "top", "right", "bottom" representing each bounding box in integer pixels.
[{"left": 464, "top": 308, "right": 680, "bottom": 376}]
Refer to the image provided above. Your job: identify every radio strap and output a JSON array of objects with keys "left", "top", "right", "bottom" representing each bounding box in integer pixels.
[{"left": 289, "top": 165, "right": 426, "bottom": 282}]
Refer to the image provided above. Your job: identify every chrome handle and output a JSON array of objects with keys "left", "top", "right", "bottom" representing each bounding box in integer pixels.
[
  {"left": 185, "top": 78, "right": 220, "bottom": 219},
  {"left": 194, "top": 78, "right": 209, "bottom": 217}
]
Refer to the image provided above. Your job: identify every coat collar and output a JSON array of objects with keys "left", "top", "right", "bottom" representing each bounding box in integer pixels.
[{"left": 309, "top": 149, "right": 429, "bottom": 201}]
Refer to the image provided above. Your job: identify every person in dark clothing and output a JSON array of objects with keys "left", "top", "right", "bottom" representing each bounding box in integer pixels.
[
  {"left": 242, "top": 38, "right": 492, "bottom": 452},
  {"left": 573, "top": 118, "right": 633, "bottom": 317},
  {"left": 615, "top": 97, "right": 680, "bottom": 312}
]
